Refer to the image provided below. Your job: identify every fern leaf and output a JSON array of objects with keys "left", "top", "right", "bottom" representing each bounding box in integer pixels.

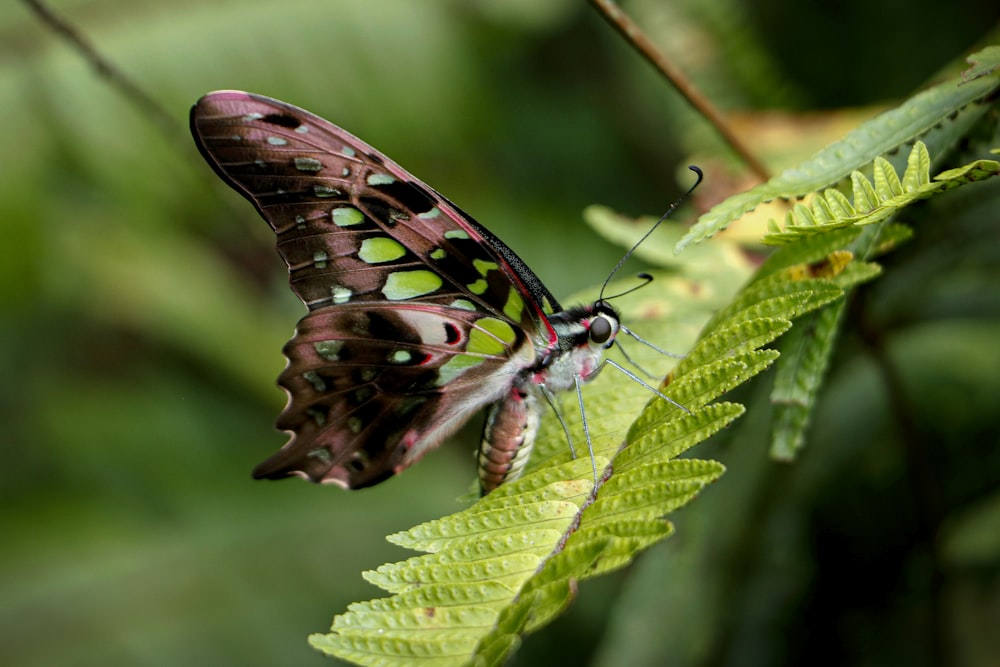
[
  {"left": 617, "top": 403, "right": 745, "bottom": 471},
  {"left": 764, "top": 142, "right": 1000, "bottom": 243},
  {"left": 770, "top": 300, "right": 848, "bottom": 459},
  {"left": 676, "top": 50, "right": 1000, "bottom": 251},
  {"left": 309, "top": 239, "right": 853, "bottom": 665},
  {"left": 754, "top": 219, "right": 886, "bottom": 460}
]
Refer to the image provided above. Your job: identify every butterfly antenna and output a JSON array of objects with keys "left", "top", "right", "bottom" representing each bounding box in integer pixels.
[
  {"left": 602, "top": 272, "right": 654, "bottom": 301},
  {"left": 598, "top": 165, "right": 703, "bottom": 302}
]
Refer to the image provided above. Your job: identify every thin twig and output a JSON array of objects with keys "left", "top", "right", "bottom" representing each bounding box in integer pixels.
[
  {"left": 589, "top": 0, "right": 771, "bottom": 182},
  {"left": 23, "top": 0, "right": 181, "bottom": 139}
]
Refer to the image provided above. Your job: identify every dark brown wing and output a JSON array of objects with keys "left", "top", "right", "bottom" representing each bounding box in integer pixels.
[{"left": 190, "top": 91, "right": 560, "bottom": 486}]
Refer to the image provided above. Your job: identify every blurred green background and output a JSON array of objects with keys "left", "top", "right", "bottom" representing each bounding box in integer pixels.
[{"left": 3, "top": 1, "right": 999, "bottom": 665}]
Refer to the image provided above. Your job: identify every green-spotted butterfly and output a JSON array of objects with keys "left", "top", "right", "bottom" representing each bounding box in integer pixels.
[{"left": 191, "top": 91, "right": 689, "bottom": 494}]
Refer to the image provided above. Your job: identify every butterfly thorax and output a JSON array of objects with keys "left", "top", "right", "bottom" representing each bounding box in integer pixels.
[
  {"left": 530, "top": 301, "right": 620, "bottom": 389},
  {"left": 478, "top": 300, "right": 620, "bottom": 492}
]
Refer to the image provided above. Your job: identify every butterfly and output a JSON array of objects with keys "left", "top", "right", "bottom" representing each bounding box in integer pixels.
[{"left": 190, "top": 91, "right": 679, "bottom": 494}]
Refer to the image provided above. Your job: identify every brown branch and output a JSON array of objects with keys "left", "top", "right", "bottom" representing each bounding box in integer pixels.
[
  {"left": 589, "top": 0, "right": 771, "bottom": 182},
  {"left": 23, "top": 0, "right": 181, "bottom": 139}
]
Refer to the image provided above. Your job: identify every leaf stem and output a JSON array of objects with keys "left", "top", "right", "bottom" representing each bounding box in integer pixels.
[
  {"left": 589, "top": 0, "right": 771, "bottom": 181},
  {"left": 22, "top": 0, "right": 181, "bottom": 139}
]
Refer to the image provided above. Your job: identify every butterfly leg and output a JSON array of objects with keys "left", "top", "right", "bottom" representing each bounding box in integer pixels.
[
  {"left": 574, "top": 374, "right": 600, "bottom": 486},
  {"left": 537, "top": 384, "right": 577, "bottom": 460},
  {"left": 602, "top": 359, "right": 690, "bottom": 413}
]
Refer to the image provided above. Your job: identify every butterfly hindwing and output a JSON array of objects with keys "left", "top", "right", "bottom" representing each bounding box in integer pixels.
[
  {"left": 190, "top": 91, "right": 560, "bottom": 487},
  {"left": 259, "top": 303, "right": 533, "bottom": 487}
]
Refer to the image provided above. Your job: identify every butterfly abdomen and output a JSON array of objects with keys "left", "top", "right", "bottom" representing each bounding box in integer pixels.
[{"left": 478, "top": 386, "right": 541, "bottom": 494}]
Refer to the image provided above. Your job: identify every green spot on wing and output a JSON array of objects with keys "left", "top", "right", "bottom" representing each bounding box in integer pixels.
[
  {"left": 444, "top": 229, "right": 469, "bottom": 240},
  {"left": 331, "top": 285, "right": 352, "bottom": 304},
  {"left": 474, "top": 259, "right": 498, "bottom": 276},
  {"left": 503, "top": 287, "right": 525, "bottom": 322},
  {"left": 358, "top": 237, "right": 407, "bottom": 264},
  {"left": 294, "top": 157, "right": 323, "bottom": 172},
  {"left": 332, "top": 207, "right": 364, "bottom": 227},
  {"left": 450, "top": 299, "right": 476, "bottom": 311},
  {"left": 478, "top": 317, "right": 516, "bottom": 345},
  {"left": 430, "top": 248, "right": 447, "bottom": 260},
  {"left": 436, "top": 354, "right": 483, "bottom": 385},
  {"left": 314, "top": 185, "right": 340, "bottom": 198},
  {"left": 468, "top": 278, "right": 488, "bottom": 295},
  {"left": 382, "top": 270, "right": 443, "bottom": 300},
  {"left": 307, "top": 407, "right": 326, "bottom": 426},
  {"left": 419, "top": 207, "right": 441, "bottom": 219},
  {"left": 314, "top": 340, "right": 344, "bottom": 361},
  {"left": 307, "top": 447, "right": 331, "bottom": 464},
  {"left": 367, "top": 173, "right": 396, "bottom": 185},
  {"left": 467, "top": 329, "right": 504, "bottom": 356},
  {"left": 302, "top": 370, "right": 326, "bottom": 392},
  {"left": 466, "top": 317, "right": 515, "bottom": 356},
  {"left": 389, "top": 349, "right": 412, "bottom": 364}
]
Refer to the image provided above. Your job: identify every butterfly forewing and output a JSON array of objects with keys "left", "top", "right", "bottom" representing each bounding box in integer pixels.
[
  {"left": 191, "top": 91, "right": 561, "bottom": 488},
  {"left": 192, "top": 92, "right": 556, "bottom": 323}
]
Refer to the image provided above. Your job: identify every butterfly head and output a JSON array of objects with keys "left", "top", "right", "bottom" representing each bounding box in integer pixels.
[
  {"left": 586, "top": 301, "right": 620, "bottom": 350},
  {"left": 549, "top": 300, "right": 621, "bottom": 353}
]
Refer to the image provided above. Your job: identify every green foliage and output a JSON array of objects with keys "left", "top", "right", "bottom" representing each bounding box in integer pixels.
[
  {"left": 677, "top": 48, "right": 1000, "bottom": 251},
  {"left": 7, "top": 3, "right": 1000, "bottom": 666},
  {"left": 309, "top": 46, "right": 1000, "bottom": 666},
  {"left": 763, "top": 142, "right": 1000, "bottom": 244},
  {"left": 309, "top": 231, "right": 854, "bottom": 665}
]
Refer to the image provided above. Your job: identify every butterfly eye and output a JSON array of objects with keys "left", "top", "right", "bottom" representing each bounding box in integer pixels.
[{"left": 589, "top": 315, "right": 614, "bottom": 345}]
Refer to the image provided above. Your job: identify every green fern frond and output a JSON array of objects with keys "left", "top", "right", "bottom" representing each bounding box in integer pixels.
[
  {"left": 676, "top": 47, "right": 1000, "bottom": 251},
  {"left": 310, "top": 241, "right": 854, "bottom": 665},
  {"left": 753, "top": 221, "right": 887, "bottom": 460},
  {"left": 763, "top": 142, "right": 1000, "bottom": 243},
  {"left": 770, "top": 299, "right": 848, "bottom": 459}
]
